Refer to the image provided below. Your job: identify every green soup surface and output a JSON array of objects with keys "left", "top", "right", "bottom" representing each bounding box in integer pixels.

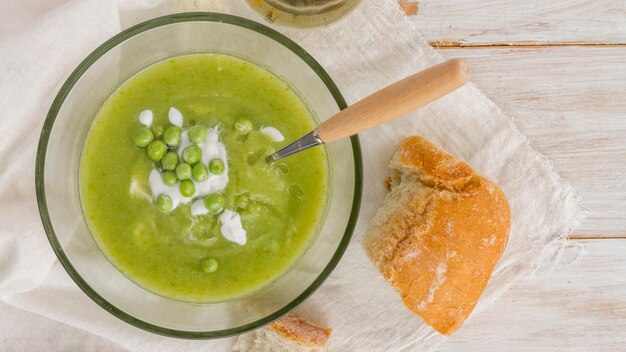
[{"left": 80, "top": 53, "right": 327, "bottom": 302}]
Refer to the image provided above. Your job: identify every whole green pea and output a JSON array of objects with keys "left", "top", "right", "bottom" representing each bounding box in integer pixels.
[
  {"left": 233, "top": 117, "right": 252, "bottom": 134},
  {"left": 183, "top": 145, "right": 202, "bottom": 164},
  {"left": 201, "top": 257, "right": 218, "bottom": 273},
  {"left": 209, "top": 159, "right": 225, "bottom": 175},
  {"left": 179, "top": 179, "right": 195, "bottom": 197},
  {"left": 162, "top": 151, "right": 179, "bottom": 171},
  {"left": 161, "top": 171, "right": 177, "bottom": 186},
  {"left": 151, "top": 125, "right": 164, "bottom": 138},
  {"left": 204, "top": 193, "right": 225, "bottom": 212},
  {"left": 155, "top": 194, "right": 173, "bottom": 213},
  {"left": 163, "top": 126, "right": 182, "bottom": 147},
  {"left": 189, "top": 124, "right": 208, "bottom": 144},
  {"left": 192, "top": 163, "right": 209, "bottom": 182},
  {"left": 146, "top": 140, "right": 167, "bottom": 161},
  {"left": 288, "top": 183, "right": 304, "bottom": 198},
  {"left": 132, "top": 126, "right": 154, "bottom": 147},
  {"left": 176, "top": 163, "right": 192, "bottom": 180}
]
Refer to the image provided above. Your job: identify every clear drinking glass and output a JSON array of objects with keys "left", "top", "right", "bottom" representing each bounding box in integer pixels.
[
  {"left": 246, "top": 0, "right": 361, "bottom": 27},
  {"left": 36, "top": 13, "right": 362, "bottom": 338}
]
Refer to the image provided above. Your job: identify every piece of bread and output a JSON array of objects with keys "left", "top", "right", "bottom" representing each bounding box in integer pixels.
[
  {"left": 232, "top": 313, "right": 332, "bottom": 352},
  {"left": 364, "top": 136, "right": 510, "bottom": 335}
]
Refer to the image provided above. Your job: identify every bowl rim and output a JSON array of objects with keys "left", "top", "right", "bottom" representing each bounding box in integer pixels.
[{"left": 35, "top": 12, "right": 363, "bottom": 339}]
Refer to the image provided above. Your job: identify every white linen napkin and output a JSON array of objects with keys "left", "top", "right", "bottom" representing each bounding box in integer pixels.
[{"left": 0, "top": 0, "right": 586, "bottom": 350}]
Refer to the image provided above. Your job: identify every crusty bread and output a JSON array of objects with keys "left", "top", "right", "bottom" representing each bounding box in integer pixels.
[
  {"left": 364, "top": 136, "right": 510, "bottom": 335},
  {"left": 232, "top": 313, "right": 332, "bottom": 352}
]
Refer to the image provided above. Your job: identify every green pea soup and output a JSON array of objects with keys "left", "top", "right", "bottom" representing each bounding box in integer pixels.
[{"left": 80, "top": 53, "right": 328, "bottom": 302}]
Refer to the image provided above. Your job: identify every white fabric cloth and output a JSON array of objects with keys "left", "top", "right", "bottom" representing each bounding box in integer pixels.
[{"left": 0, "top": 0, "right": 586, "bottom": 350}]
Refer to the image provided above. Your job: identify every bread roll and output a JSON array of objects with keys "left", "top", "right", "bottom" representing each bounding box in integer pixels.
[
  {"left": 364, "top": 136, "right": 510, "bottom": 335},
  {"left": 232, "top": 313, "right": 332, "bottom": 352}
]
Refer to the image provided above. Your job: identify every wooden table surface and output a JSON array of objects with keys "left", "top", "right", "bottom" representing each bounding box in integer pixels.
[{"left": 394, "top": 0, "right": 626, "bottom": 350}]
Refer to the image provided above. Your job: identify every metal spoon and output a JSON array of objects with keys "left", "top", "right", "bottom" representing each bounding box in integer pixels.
[{"left": 266, "top": 59, "right": 470, "bottom": 162}]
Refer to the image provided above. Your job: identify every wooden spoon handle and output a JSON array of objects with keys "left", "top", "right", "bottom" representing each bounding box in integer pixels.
[{"left": 317, "top": 59, "right": 471, "bottom": 143}]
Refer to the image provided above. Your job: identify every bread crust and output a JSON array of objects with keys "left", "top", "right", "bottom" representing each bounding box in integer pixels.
[
  {"left": 270, "top": 313, "right": 332, "bottom": 346},
  {"left": 364, "top": 136, "right": 511, "bottom": 335}
]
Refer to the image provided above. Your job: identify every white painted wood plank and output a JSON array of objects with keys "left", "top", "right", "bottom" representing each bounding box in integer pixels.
[
  {"left": 436, "top": 46, "right": 626, "bottom": 236},
  {"left": 439, "top": 239, "right": 626, "bottom": 351},
  {"left": 400, "top": 0, "right": 626, "bottom": 45}
]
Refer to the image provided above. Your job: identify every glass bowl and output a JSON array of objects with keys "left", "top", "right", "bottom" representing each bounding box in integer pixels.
[{"left": 35, "top": 13, "right": 362, "bottom": 338}]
